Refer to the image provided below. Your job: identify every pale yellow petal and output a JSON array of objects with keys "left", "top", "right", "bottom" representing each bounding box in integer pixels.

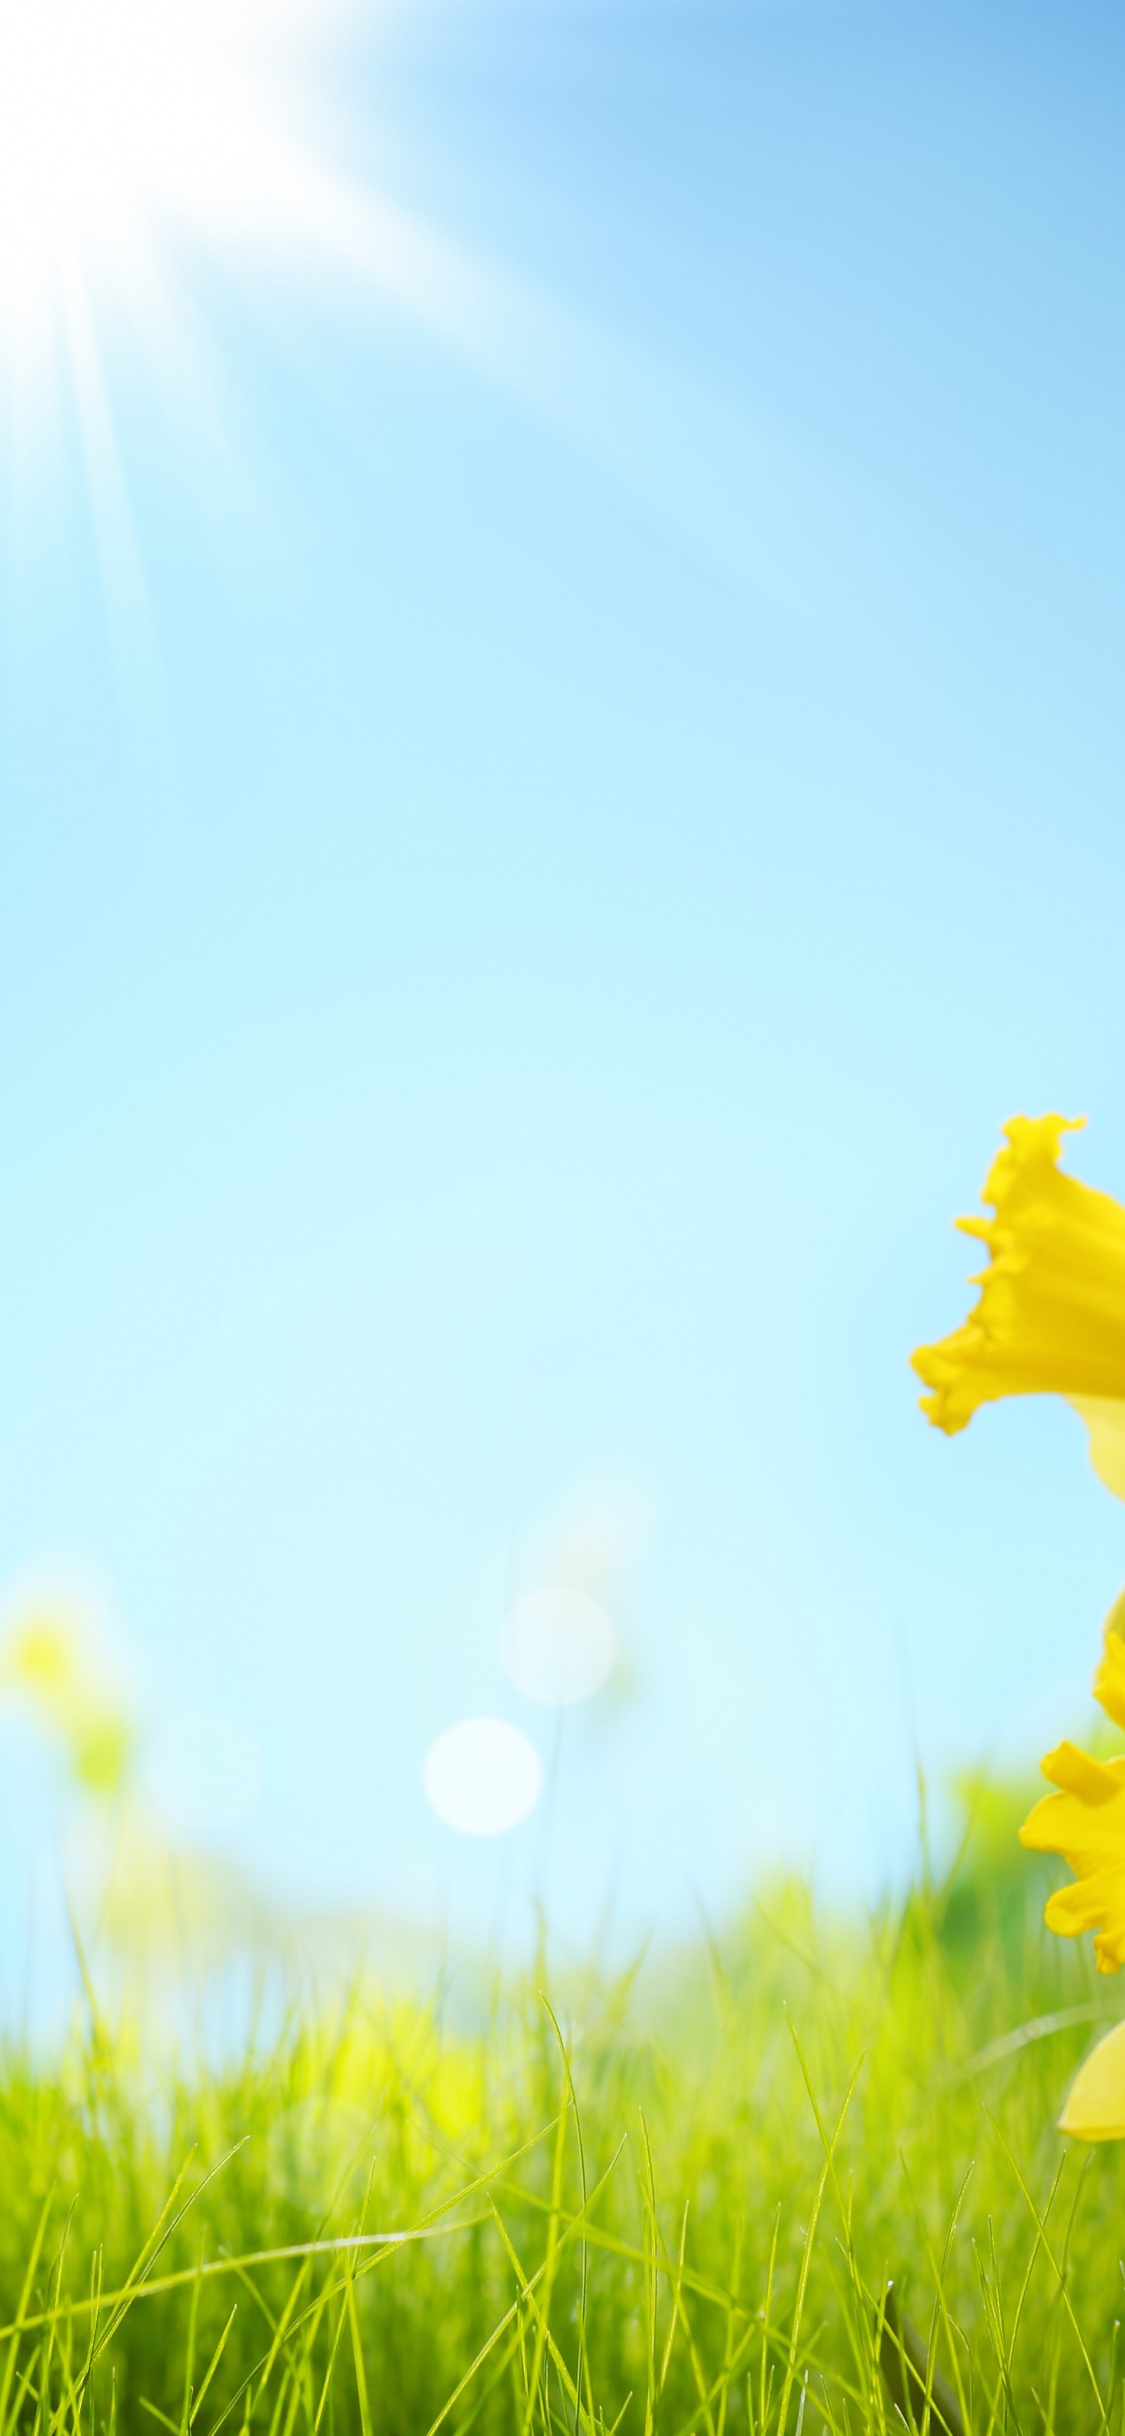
[
  {"left": 1094, "top": 1605, "right": 1125, "bottom": 1725},
  {"left": 1059, "top": 2020, "right": 1125, "bottom": 2141},
  {"left": 1072, "top": 1398, "right": 1125, "bottom": 1504}
]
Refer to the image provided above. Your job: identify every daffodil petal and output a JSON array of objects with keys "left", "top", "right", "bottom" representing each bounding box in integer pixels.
[
  {"left": 913, "top": 1116, "right": 1125, "bottom": 1441},
  {"left": 1059, "top": 2020, "right": 1125, "bottom": 2141},
  {"left": 1039, "top": 1740, "right": 1120, "bottom": 1804},
  {"left": 1020, "top": 1773, "right": 1125, "bottom": 1864},
  {"left": 1021, "top": 1728, "right": 1125, "bottom": 1969},
  {"left": 1044, "top": 1874, "right": 1125, "bottom": 1949},
  {"left": 1071, "top": 1397, "right": 1125, "bottom": 1503},
  {"left": 1094, "top": 1607, "right": 1125, "bottom": 1728}
]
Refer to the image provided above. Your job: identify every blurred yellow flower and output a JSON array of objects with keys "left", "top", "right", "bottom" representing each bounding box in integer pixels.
[
  {"left": 6, "top": 1614, "right": 74, "bottom": 1694},
  {"left": 912, "top": 1114, "right": 1125, "bottom": 1497},
  {"left": 0, "top": 1605, "right": 134, "bottom": 1797}
]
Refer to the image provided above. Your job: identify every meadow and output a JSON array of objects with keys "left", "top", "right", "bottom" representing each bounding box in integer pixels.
[{"left": 3, "top": 1777, "right": 1123, "bottom": 2436}]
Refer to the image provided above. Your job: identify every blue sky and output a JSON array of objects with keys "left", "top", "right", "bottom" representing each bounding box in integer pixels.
[{"left": 3, "top": 0, "right": 1125, "bottom": 1962}]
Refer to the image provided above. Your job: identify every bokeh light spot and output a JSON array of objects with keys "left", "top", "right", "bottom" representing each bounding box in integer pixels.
[{"left": 423, "top": 1718, "right": 542, "bottom": 1836}]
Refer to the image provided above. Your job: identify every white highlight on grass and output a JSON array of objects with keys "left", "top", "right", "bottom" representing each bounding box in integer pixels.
[
  {"left": 501, "top": 1587, "right": 617, "bottom": 1707},
  {"left": 423, "top": 1718, "right": 542, "bottom": 1837},
  {"left": 146, "top": 1708, "right": 264, "bottom": 1836}
]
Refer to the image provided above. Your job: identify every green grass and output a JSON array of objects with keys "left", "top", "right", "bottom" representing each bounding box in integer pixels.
[{"left": 4, "top": 1784, "right": 1125, "bottom": 2436}]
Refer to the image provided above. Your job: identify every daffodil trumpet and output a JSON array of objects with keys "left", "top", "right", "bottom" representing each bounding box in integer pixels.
[{"left": 913, "top": 1114, "right": 1125, "bottom": 1498}]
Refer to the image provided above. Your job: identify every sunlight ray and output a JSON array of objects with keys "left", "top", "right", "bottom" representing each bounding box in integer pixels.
[
  {"left": 56, "top": 243, "right": 176, "bottom": 803},
  {"left": 0, "top": 0, "right": 883, "bottom": 686}
]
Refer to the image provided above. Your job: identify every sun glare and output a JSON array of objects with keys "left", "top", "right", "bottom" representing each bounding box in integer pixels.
[
  {"left": 0, "top": 0, "right": 525, "bottom": 782},
  {"left": 0, "top": 0, "right": 339, "bottom": 361}
]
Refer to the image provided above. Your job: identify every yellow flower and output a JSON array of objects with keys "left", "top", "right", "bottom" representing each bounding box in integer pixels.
[
  {"left": 0, "top": 1605, "right": 134, "bottom": 1798},
  {"left": 1019, "top": 1616, "right": 1125, "bottom": 1973},
  {"left": 912, "top": 1114, "right": 1125, "bottom": 1497},
  {"left": 1019, "top": 1616, "right": 1125, "bottom": 2139},
  {"left": 1057, "top": 2020, "right": 1125, "bottom": 2143}
]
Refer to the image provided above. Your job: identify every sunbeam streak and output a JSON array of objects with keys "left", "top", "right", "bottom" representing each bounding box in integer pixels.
[{"left": 0, "top": 0, "right": 888, "bottom": 789}]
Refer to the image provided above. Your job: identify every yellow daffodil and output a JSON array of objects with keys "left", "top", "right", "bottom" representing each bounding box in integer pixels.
[
  {"left": 1020, "top": 1620, "right": 1125, "bottom": 1971},
  {"left": 912, "top": 1114, "right": 1125, "bottom": 1497},
  {"left": 1021, "top": 1616, "right": 1125, "bottom": 2137},
  {"left": 0, "top": 1606, "right": 134, "bottom": 1796}
]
